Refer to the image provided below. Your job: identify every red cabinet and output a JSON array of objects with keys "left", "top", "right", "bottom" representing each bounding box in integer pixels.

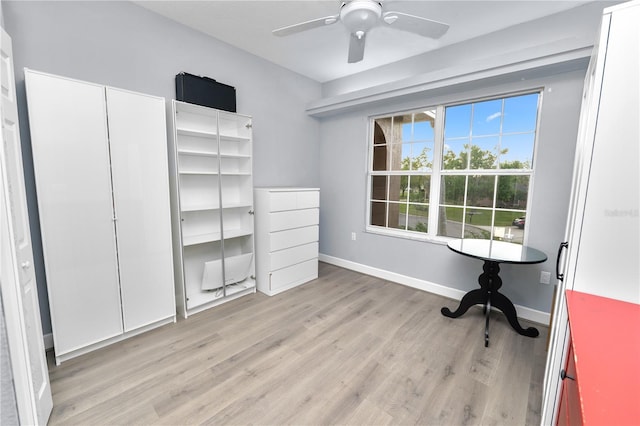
[
  {"left": 557, "top": 344, "right": 582, "bottom": 425},
  {"left": 557, "top": 291, "right": 640, "bottom": 425}
]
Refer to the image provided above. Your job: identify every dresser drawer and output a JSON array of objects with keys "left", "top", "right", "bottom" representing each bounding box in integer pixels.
[
  {"left": 269, "top": 190, "right": 319, "bottom": 212},
  {"left": 270, "top": 258, "right": 318, "bottom": 292},
  {"left": 269, "top": 225, "right": 318, "bottom": 252},
  {"left": 269, "top": 208, "right": 318, "bottom": 232},
  {"left": 269, "top": 242, "right": 318, "bottom": 271}
]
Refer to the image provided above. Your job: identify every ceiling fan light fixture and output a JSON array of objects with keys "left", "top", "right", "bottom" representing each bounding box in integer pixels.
[{"left": 340, "top": 0, "right": 382, "bottom": 35}]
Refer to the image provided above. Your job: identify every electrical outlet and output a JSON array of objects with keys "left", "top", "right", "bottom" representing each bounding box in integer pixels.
[
  {"left": 351, "top": 232, "right": 356, "bottom": 241},
  {"left": 540, "top": 271, "right": 551, "bottom": 285}
]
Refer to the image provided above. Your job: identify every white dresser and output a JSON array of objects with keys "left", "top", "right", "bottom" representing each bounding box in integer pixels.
[{"left": 254, "top": 188, "right": 319, "bottom": 296}]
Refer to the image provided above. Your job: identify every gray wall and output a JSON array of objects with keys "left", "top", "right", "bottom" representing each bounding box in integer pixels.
[
  {"left": 317, "top": 69, "right": 586, "bottom": 313},
  {"left": 3, "top": 0, "right": 322, "bottom": 335}
]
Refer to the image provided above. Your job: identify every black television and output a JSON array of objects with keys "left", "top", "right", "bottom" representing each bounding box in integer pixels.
[{"left": 175, "top": 72, "right": 236, "bottom": 113}]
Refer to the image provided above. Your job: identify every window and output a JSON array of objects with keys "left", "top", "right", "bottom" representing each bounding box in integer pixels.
[{"left": 368, "top": 92, "right": 540, "bottom": 244}]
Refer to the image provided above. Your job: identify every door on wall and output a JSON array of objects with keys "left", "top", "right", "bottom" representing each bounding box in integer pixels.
[{"left": 0, "top": 27, "right": 53, "bottom": 425}]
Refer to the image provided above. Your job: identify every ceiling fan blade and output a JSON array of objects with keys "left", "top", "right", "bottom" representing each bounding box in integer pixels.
[
  {"left": 383, "top": 11, "right": 449, "bottom": 39},
  {"left": 348, "top": 33, "right": 366, "bottom": 63},
  {"left": 272, "top": 15, "right": 339, "bottom": 37}
]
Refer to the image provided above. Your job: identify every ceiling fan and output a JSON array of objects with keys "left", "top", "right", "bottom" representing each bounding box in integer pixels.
[{"left": 272, "top": 0, "right": 450, "bottom": 64}]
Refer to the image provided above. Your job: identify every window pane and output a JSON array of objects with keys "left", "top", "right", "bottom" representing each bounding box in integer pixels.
[
  {"left": 414, "top": 110, "right": 436, "bottom": 140},
  {"left": 445, "top": 104, "right": 471, "bottom": 138},
  {"left": 441, "top": 175, "right": 466, "bottom": 206},
  {"left": 390, "top": 143, "right": 404, "bottom": 171},
  {"left": 371, "top": 201, "right": 387, "bottom": 227},
  {"left": 409, "top": 142, "right": 433, "bottom": 171},
  {"left": 467, "top": 175, "right": 495, "bottom": 208},
  {"left": 473, "top": 98, "right": 502, "bottom": 136},
  {"left": 371, "top": 176, "right": 387, "bottom": 201},
  {"left": 496, "top": 175, "right": 529, "bottom": 209},
  {"left": 373, "top": 119, "right": 390, "bottom": 144},
  {"left": 500, "top": 134, "right": 534, "bottom": 169},
  {"left": 372, "top": 144, "right": 388, "bottom": 171},
  {"left": 438, "top": 206, "right": 463, "bottom": 238},
  {"left": 494, "top": 210, "right": 526, "bottom": 245},
  {"left": 390, "top": 175, "right": 408, "bottom": 202},
  {"left": 443, "top": 140, "right": 469, "bottom": 170},
  {"left": 463, "top": 222, "right": 491, "bottom": 240},
  {"left": 471, "top": 136, "right": 499, "bottom": 169},
  {"left": 408, "top": 175, "right": 430, "bottom": 203},
  {"left": 465, "top": 208, "right": 490, "bottom": 227},
  {"left": 407, "top": 203, "right": 429, "bottom": 233},
  {"left": 391, "top": 203, "right": 407, "bottom": 230},
  {"left": 374, "top": 116, "right": 401, "bottom": 144},
  {"left": 503, "top": 93, "right": 539, "bottom": 133}
]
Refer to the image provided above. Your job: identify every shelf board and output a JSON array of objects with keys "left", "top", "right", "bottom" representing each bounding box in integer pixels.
[
  {"left": 183, "top": 231, "right": 222, "bottom": 246},
  {"left": 220, "top": 153, "right": 251, "bottom": 159},
  {"left": 177, "top": 150, "right": 250, "bottom": 159},
  {"left": 223, "top": 228, "right": 253, "bottom": 240},
  {"left": 181, "top": 203, "right": 220, "bottom": 212},
  {"left": 182, "top": 228, "right": 252, "bottom": 246},
  {"left": 220, "top": 171, "right": 251, "bottom": 176},
  {"left": 177, "top": 149, "right": 218, "bottom": 157},
  {"left": 220, "top": 201, "right": 252, "bottom": 210},
  {"left": 180, "top": 201, "right": 252, "bottom": 212},
  {"left": 179, "top": 170, "right": 219, "bottom": 175},
  {"left": 176, "top": 127, "right": 218, "bottom": 138},
  {"left": 220, "top": 134, "right": 250, "bottom": 143},
  {"left": 176, "top": 128, "right": 249, "bottom": 143}
]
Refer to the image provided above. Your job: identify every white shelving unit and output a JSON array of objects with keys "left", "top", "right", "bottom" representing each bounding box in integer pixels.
[
  {"left": 254, "top": 188, "right": 320, "bottom": 296},
  {"left": 169, "top": 101, "right": 256, "bottom": 318}
]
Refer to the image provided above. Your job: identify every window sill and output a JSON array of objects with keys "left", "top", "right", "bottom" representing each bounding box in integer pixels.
[{"left": 365, "top": 226, "right": 452, "bottom": 246}]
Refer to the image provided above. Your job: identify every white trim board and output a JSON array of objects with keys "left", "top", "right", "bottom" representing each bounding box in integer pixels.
[{"left": 319, "top": 253, "right": 550, "bottom": 326}]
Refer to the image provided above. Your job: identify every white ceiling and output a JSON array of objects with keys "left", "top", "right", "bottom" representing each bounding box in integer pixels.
[{"left": 135, "top": 0, "right": 593, "bottom": 83}]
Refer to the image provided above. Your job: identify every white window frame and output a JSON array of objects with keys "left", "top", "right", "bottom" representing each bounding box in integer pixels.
[{"left": 365, "top": 89, "right": 543, "bottom": 244}]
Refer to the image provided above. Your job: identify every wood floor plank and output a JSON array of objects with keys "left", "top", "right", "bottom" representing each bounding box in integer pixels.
[{"left": 45, "top": 262, "right": 548, "bottom": 425}]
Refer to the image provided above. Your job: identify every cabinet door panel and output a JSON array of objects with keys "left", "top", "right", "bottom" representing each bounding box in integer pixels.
[
  {"left": 106, "top": 88, "right": 175, "bottom": 332},
  {"left": 25, "top": 71, "right": 122, "bottom": 354}
]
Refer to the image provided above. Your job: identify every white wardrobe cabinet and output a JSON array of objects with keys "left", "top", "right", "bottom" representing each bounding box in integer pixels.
[
  {"left": 541, "top": 1, "right": 640, "bottom": 423},
  {"left": 24, "top": 69, "right": 176, "bottom": 364},
  {"left": 169, "top": 101, "right": 256, "bottom": 318},
  {"left": 254, "top": 188, "right": 319, "bottom": 296}
]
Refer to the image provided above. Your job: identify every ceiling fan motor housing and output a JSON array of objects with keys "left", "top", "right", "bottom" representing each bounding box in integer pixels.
[{"left": 340, "top": 0, "right": 382, "bottom": 38}]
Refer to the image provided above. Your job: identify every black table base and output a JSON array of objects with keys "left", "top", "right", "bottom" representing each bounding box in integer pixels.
[{"left": 441, "top": 260, "right": 539, "bottom": 347}]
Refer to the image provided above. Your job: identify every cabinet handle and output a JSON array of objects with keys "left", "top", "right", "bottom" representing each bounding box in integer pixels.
[
  {"left": 556, "top": 242, "right": 568, "bottom": 281},
  {"left": 21, "top": 261, "right": 31, "bottom": 269},
  {"left": 560, "top": 369, "right": 575, "bottom": 381},
  {"left": 248, "top": 210, "right": 254, "bottom": 215}
]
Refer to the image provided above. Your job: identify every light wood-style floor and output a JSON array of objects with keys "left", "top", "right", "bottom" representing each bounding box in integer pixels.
[{"left": 46, "top": 262, "right": 548, "bottom": 425}]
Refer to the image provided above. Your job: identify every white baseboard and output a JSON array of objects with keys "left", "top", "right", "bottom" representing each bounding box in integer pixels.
[
  {"left": 319, "top": 253, "right": 550, "bottom": 326},
  {"left": 43, "top": 333, "right": 54, "bottom": 351}
]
